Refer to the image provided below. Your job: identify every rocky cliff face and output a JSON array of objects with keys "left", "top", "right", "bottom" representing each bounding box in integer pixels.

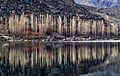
[{"left": 0, "top": 0, "right": 119, "bottom": 39}]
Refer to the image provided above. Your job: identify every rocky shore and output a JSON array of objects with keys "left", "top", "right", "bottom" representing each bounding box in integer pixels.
[{"left": 0, "top": 32, "right": 119, "bottom": 42}]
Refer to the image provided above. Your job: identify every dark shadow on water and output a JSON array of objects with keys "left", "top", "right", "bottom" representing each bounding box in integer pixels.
[{"left": 0, "top": 42, "right": 120, "bottom": 76}]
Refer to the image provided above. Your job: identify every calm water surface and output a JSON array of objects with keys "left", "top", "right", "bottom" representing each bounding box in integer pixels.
[{"left": 0, "top": 42, "right": 120, "bottom": 76}]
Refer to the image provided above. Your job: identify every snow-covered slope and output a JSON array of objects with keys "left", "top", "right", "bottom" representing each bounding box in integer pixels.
[{"left": 74, "top": 0, "right": 120, "bottom": 8}]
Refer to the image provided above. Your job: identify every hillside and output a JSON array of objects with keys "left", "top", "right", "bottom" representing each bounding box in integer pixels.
[
  {"left": 0, "top": 0, "right": 119, "bottom": 41},
  {"left": 74, "top": 0, "right": 120, "bottom": 8}
]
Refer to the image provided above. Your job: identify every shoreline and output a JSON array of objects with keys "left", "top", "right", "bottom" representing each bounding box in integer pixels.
[
  {"left": 7, "top": 40, "right": 120, "bottom": 43},
  {"left": 1, "top": 35, "right": 120, "bottom": 43}
]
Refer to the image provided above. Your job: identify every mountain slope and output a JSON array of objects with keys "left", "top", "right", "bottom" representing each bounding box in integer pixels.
[
  {"left": 74, "top": 0, "right": 120, "bottom": 8},
  {"left": 0, "top": 0, "right": 103, "bottom": 20},
  {"left": 0, "top": 0, "right": 118, "bottom": 39}
]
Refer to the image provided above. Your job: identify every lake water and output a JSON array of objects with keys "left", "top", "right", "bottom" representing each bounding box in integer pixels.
[{"left": 0, "top": 42, "right": 120, "bottom": 76}]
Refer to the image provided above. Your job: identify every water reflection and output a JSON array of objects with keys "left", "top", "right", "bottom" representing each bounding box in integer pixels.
[{"left": 0, "top": 42, "right": 119, "bottom": 76}]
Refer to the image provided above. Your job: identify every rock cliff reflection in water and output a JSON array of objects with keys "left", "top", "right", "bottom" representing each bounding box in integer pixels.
[{"left": 0, "top": 42, "right": 119, "bottom": 76}]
